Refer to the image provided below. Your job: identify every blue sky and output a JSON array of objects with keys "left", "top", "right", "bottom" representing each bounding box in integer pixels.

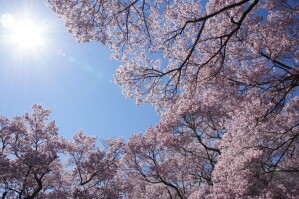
[{"left": 0, "top": 0, "right": 160, "bottom": 140}]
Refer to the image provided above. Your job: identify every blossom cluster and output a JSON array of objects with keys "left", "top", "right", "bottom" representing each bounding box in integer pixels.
[{"left": 7, "top": 0, "right": 297, "bottom": 198}]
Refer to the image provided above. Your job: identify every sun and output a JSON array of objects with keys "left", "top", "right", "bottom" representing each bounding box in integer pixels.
[
  {"left": 1, "top": 13, "right": 45, "bottom": 49},
  {"left": 11, "top": 20, "right": 44, "bottom": 48}
]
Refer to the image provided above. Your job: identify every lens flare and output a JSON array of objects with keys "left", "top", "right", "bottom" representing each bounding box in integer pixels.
[{"left": 1, "top": 13, "right": 15, "bottom": 28}]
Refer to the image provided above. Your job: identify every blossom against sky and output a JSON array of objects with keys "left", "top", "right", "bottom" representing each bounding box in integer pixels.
[{"left": 0, "top": 0, "right": 160, "bottom": 139}]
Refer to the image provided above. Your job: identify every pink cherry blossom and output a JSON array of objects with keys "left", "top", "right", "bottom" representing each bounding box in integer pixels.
[{"left": 3, "top": 0, "right": 296, "bottom": 198}]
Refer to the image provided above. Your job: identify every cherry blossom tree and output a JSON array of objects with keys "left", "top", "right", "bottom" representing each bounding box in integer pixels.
[
  {"left": 0, "top": 105, "right": 63, "bottom": 199},
  {"left": 26, "top": 0, "right": 299, "bottom": 198},
  {"left": 0, "top": 105, "right": 124, "bottom": 199},
  {"left": 120, "top": 115, "right": 222, "bottom": 198},
  {"left": 52, "top": 131, "right": 124, "bottom": 199},
  {"left": 46, "top": 0, "right": 298, "bottom": 109}
]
